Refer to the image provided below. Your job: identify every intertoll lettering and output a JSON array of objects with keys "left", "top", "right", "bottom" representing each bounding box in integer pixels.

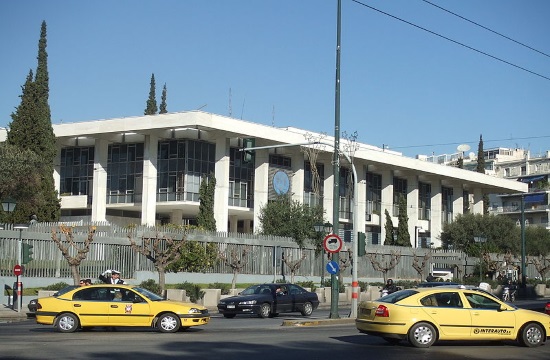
[{"left": 473, "top": 328, "right": 511, "bottom": 335}]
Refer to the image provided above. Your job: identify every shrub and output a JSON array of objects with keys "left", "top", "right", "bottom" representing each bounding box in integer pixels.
[
  {"left": 139, "top": 279, "right": 161, "bottom": 295},
  {"left": 44, "top": 282, "right": 70, "bottom": 291},
  {"left": 296, "top": 281, "right": 316, "bottom": 292},
  {"left": 208, "top": 282, "right": 231, "bottom": 295},
  {"left": 175, "top": 282, "right": 205, "bottom": 303}
]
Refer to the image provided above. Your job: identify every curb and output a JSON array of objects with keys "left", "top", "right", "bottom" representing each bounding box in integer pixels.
[{"left": 281, "top": 318, "right": 355, "bottom": 327}]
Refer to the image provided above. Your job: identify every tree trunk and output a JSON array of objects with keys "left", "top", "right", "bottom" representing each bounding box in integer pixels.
[
  {"left": 157, "top": 266, "right": 166, "bottom": 295},
  {"left": 231, "top": 269, "right": 238, "bottom": 289},
  {"left": 70, "top": 264, "right": 80, "bottom": 285}
]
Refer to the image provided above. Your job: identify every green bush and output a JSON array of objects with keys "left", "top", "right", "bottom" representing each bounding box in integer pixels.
[
  {"left": 140, "top": 279, "right": 161, "bottom": 295},
  {"left": 175, "top": 282, "right": 205, "bottom": 303},
  {"left": 44, "top": 282, "right": 70, "bottom": 291},
  {"left": 208, "top": 282, "right": 231, "bottom": 295},
  {"left": 296, "top": 281, "right": 316, "bottom": 292}
]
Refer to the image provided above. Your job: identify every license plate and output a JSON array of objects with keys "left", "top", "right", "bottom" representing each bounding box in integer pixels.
[{"left": 227, "top": 305, "right": 235, "bottom": 309}]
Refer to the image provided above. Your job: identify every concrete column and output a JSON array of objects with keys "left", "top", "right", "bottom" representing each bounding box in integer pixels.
[
  {"left": 170, "top": 209, "right": 183, "bottom": 225},
  {"left": 407, "top": 175, "right": 420, "bottom": 247},
  {"left": 214, "top": 137, "right": 230, "bottom": 232},
  {"left": 473, "top": 188, "right": 484, "bottom": 214},
  {"left": 228, "top": 215, "right": 238, "bottom": 233},
  {"left": 141, "top": 135, "right": 158, "bottom": 226},
  {"left": 355, "top": 166, "right": 367, "bottom": 232},
  {"left": 430, "top": 178, "right": 442, "bottom": 248},
  {"left": 91, "top": 139, "right": 108, "bottom": 222},
  {"left": 253, "top": 149, "right": 269, "bottom": 234},
  {"left": 452, "top": 183, "right": 464, "bottom": 219},
  {"left": 291, "top": 151, "right": 304, "bottom": 203},
  {"left": 380, "top": 170, "right": 393, "bottom": 245},
  {"left": 53, "top": 145, "right": 61, "bottom": 195},
  {"left": 323, "top": 159, "right": 334, "bottom": 224}
]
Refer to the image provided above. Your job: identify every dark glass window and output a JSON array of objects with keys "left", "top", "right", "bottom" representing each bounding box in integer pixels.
[
  {"left": 107, "top": 143, "right": 144, "bottom": 204},
  {"left": 60, "top": 147, "right": 95, "bottom": 196}
]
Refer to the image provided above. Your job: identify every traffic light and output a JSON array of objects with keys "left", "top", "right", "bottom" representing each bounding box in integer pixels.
[
  {"left": 243, "top": 138, "right": 255, "bottom": 163},
  {"left": 357, "top": 232, "right": 366, "bottom": 256},
  {"left": 22, "top": 243, "right": 34, "bottom": 264}
]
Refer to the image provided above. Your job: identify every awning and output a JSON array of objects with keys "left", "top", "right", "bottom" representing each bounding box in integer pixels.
[
  {"left": 518, "top": 175, "right": 546, "bottom": 183},
  {"left": 523, "top": 193, "right": 546, "bottom": 204}
]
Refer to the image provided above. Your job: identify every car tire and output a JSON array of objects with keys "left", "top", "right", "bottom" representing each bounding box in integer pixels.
[
  {"left": 519, "top": 323, "right": 544, "bottom": 347},
  {"left": 157, "top": 313, "right": 181, "bottom": 333},
  {"left": 55, "top": 313, "right": 80, "bottom": 333},
  {"left": 300, "top": 302, "right": 313, "bottom": 316},
  {"left": 383, "top": 337, "right": 401, "bottom": 345},
  {"left": 408, "top": 322, "right": 437, "bottom": 348},
  {"left": 258, "top": 303, "right": 271, "bottom": 318},
  {"left": 223, "top": 314, "right": 236, "bottom": 319}
]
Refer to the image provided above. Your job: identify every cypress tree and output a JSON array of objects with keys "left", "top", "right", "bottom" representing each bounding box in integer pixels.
[
  {"left": 7, "top": 21, "right": 59, "bottom": 222},
  {"left": 144, "top": 73, "right": 158, "bottom": 115},
  {"left": 197, "top": 173, "right": 217, "bottom": 231},
  {"left": 159, "top": 83, "right": 167, "bottom": 114},
  {"left": 396, "top": 194, "right": 411, "bottom": 246},
  {"left": 384, "top": 209, "right": 395, "bottom": 245},
  {"left": 476, "top": 134, "right": 489, "bottom": 214}
]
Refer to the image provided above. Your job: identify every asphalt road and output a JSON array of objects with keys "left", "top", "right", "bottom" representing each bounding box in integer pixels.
[{"left": 1, "top": 309, "right": 550, "bottom": 360}]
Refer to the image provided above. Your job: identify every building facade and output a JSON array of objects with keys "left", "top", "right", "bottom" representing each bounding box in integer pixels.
[
  {"left": 421, "top": 147, "right": 550, "bottom": 230},
  {"left": 0, "top": 111, "right": 527, "bottom": 247}
]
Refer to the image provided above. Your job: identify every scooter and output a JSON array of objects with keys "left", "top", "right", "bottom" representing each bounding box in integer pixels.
[{"left": 502, "top": 286, "right": 516, "bottom": 302}]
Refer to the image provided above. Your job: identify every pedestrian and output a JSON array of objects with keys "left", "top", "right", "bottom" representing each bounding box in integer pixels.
[{"left": 99, "top": 270, "right": 125, "bottom": 284}]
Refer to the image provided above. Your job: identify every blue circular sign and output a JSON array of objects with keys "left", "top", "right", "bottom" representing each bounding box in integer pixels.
[
  {"left": 326, "top": 261, "right": 339, "bottom": 275},
  {"left": 273, "top": 170, "right": 290, "bottom": 195}
]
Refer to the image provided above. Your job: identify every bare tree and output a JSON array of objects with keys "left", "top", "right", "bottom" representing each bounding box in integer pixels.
[
  {"left": 50, "top": 225, "right": 96, "bottom": 285},
  {"left": 301, "top": 132, "right": 327, "bottom": 196},
  {"left": 218, "top": 246, "right": 249, "bottom": 289},
  {"left": 411, "top": 249, "right": 431, "bottom": 281},
  {"left": 128, "top": 233, "right": 186, "bottom": 294},
  {"left": 366, "top": 250, "right": 402, "bottom": 283},
  {"left": 529, "top": 255, "right": 550, "bottom": 282},
  {"left": 282, "top": 251, "right": 307, "bottom": 283}
]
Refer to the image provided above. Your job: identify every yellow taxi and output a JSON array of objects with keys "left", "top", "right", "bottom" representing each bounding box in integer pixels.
[
  {"left": 35, "top": 284, "right": 210, "bottom": 333},
  {"left": 356, "top": 285, "right": 550, "bottom": 348}
]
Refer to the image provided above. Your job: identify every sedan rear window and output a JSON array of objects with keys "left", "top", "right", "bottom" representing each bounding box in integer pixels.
[{"left": 379, "top": 289, "right": 418, "bottom": 304}]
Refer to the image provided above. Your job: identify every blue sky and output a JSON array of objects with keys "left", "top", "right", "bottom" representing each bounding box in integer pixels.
[{"left": 1, "top": 0, "right": 548, "bottom": 158}]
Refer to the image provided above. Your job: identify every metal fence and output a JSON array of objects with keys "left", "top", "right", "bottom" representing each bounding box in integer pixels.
[{"left": 0, "top": 222, "right": 540, "bottom": 283}]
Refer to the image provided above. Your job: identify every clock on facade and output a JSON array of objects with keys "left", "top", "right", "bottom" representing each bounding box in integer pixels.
[{"left": 273, "top": 170, "right": 290, "bottom": 195}]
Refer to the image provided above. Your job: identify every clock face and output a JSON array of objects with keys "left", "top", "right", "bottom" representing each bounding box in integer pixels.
[{"left": 273, "top": 170, "right": 290, "bottom": 195}]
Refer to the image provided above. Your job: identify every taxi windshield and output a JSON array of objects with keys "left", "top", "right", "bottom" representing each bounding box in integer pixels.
[
  {"left": 134, "top": 287, "right": 164, "bottom": 301},
  {"left": 379, "top": 289, "right": 418, "bottom": 304}
]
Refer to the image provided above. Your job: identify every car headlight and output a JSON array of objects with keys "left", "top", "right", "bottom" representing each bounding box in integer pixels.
[
  {"left": 188, "top": 308, "right": 202, "bottom": 314},
  {"left": 218, "top": 301, "right": 225, "bottom": 305},
  {"left": 239, "top": 300, "right": 257, "bottom": 305}
]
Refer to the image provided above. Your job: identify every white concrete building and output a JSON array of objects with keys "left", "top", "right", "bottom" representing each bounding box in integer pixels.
[{"left": 0, "top": 111, "right": 527, "bottom": 247}]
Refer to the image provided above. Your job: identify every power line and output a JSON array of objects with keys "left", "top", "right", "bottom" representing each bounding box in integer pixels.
[
  {"left": 422, "top": 0, "right": 550, "bottom": 59},
  {"left": 350, "top": 0, "right": 550, "bottom": 81}
]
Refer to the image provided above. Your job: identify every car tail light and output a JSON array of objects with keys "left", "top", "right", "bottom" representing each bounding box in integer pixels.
[
  {"left": 375, "top": 305, "right": 389, "bottom": 317},
  {"left": 545, "top": 303, "right": 550, "bottom": 314}
]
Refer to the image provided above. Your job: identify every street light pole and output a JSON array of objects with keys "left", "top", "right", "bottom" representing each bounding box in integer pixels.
[
  {"left": 330, "top": 0, "right": 342, "bottom": 320},
  {"left": 520, "top": 195, "right": 526, "bottom": 287}
]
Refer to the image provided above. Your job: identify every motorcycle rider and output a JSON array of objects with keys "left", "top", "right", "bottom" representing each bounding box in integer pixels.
[
  {"left": 382, "top": 278, "right": 398, "bottom": 295},
  {"left": 502, "top": 278, "right": 517, "bottom": 301}
]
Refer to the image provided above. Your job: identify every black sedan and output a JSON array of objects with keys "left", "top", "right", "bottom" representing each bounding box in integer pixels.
[{"left": 217, "top": 283, "right": 319, "bottom": 318}]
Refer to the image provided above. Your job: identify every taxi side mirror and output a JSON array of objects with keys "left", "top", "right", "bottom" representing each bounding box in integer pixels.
[{"left": 498, "top": 304, "right": 507, "bottom": 312}]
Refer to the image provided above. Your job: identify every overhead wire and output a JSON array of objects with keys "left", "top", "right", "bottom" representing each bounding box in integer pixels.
[
  {"left": 421, "top": 0, "right": 550, "bottom": 59},
  {"left": 350, "top": 0, "right": 550, "bottom": 81}
]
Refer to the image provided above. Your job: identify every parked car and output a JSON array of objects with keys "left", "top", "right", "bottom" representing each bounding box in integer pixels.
[
  {"left": 217, "top": 283, "right": 319, "bottom": 318},
  {"left": 35, "top": 284, "right": 210, "bottom": 333},
  {"left": 545, "top": 301, "right": 550, "bottom": 315},
  {"left": 356, "top": 285, "right": 550, "bottom": 348}
]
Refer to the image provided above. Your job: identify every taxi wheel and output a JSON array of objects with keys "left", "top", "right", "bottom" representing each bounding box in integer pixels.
[
  {"left": 157, "top": 313, "right": 181, "bottom": 333},
  {"left": 519, "top": 323, "right": 544, "bottom": 347},
  {"left": 55, "top": 313, "right": 80, "bottom": 333},
  {"left": 301, "top": 302, "right": 313, "bottom": 316},
  {"left": 408, "top": 322, "right": 437, "bottom": 348},
  {"left": 258, "top": 303, "right": 271, "bottom": 318}
]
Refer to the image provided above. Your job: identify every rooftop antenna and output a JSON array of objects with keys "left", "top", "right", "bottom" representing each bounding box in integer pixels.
[
  {"left": 457, "top": 144, "right": 470, "bottom": 160},
  {"left": 240, "top": 98, "right": 245, "bottom": 120},
  {"left": 228, "top": 88, "right": 232, "bottom": 117},
  {"left": 272, "top": 105, "right": 275, "bottom": 126}
]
